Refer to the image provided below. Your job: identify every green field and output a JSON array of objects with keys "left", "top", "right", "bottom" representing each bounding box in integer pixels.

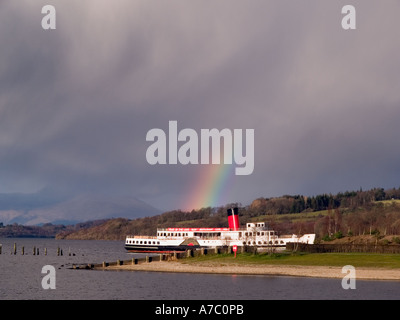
[
  {"left": 182, "top": 252, "right": 400, "bottom": 269},
  {"left": 251, "top": 210, "right": 330, "bottom": 224}
]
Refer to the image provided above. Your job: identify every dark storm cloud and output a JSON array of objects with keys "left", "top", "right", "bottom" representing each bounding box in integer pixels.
[{"left": 0, "top": 0, "right": 400, "bottom": 211}]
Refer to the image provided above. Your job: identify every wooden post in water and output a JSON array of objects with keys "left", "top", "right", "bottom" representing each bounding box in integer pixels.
[
  {"left": 57, "top": 247, "right": 60, "bottom": 256},
  {"left": 21, "top": 246, "right": 24, "bottom": 255},
  {"left": 13, "top": 243, "right": 16, "bottom": 255},
  {"left": 33, "top": 246, "right": 36, "bottom": 255},
  {"left": 0, "top": 244, "right": 2, "bottom": 255}
]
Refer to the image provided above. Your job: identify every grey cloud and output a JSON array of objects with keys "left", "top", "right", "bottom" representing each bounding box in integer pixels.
[{"left": 0, "top": 1, "right": 399, "bottom": 211}]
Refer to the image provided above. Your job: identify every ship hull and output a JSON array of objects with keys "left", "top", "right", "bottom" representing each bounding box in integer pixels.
[
  {"left": 124, "top": 242, "right": 288, "bottom": 253},
  {"left": 124, "top": 244, "right": 200, "bottom": 253}
]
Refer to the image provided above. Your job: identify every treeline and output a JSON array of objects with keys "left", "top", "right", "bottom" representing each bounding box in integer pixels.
[
  {"left": 248, "top": 187, "right": 400, "bottom": 216},
  {"left": 0, "top": 223, "right": 68, "bottom": 238},
  {"left": 313, "top": 201, "right": 400, "bottom": 240},
  {"left": 0, "top": 220, "right": 108, "bottom": 238}
]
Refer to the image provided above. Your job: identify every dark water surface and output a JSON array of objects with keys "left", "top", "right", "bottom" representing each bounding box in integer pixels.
[{"left": 1, "top": 238, "right": 400, "bottom": 300}]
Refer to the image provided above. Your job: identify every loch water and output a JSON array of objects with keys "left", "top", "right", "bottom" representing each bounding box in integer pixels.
[{"left": 0, "top": 238, "right": 399, "bottom": 300}]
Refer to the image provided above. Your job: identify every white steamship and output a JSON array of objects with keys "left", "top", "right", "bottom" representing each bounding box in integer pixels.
[{"left": 124, "top": 208, "right": 315, "bottom": 253}]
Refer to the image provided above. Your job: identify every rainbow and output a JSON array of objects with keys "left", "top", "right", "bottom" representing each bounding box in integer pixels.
[{"left": 181, "top": 164, "right": 235, "bottom": 211}]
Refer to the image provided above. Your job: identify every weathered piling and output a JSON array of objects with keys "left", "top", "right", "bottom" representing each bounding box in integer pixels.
[
  {"left": 0, "top": 244, "right": 2, "bottom": 254},
  {"left": 21, "top": 246, "right": 24, "bottom": 255},
  {"left": 33, "top": 246, "right": 36, "bottom": 255},
  {"left": 13, "top": 243, "right": 16, "bottom": 255}
]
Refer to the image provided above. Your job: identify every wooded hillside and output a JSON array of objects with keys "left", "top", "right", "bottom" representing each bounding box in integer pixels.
[{"left": 56, "top": 187, "right": 400, "bottom": 241}]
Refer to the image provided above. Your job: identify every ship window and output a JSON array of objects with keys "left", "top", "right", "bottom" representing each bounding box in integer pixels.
[
  {"left": 140, "top": 241, "right": 143, "bottom": 244},
  {"left": 258, "top": 241, "right": 262, "bottom": 245},
  {"left": 257, "top": 232, "right": 260, "bottom": 236},
  {"left": 157, "top": 241, "right": 160, "bottom": 244}
]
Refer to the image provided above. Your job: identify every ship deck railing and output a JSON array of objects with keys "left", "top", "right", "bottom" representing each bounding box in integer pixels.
[{"left": 126, "top": 235, "right": 158, "bottom": 239}]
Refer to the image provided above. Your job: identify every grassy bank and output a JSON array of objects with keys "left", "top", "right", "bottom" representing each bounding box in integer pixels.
[{"left": 181, "top": 252, "right": 400, "bottom": 269}]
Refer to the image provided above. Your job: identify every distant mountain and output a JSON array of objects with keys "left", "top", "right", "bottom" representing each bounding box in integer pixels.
[{"left": 0, "top": 189, "right": 161, "bottom": 225}]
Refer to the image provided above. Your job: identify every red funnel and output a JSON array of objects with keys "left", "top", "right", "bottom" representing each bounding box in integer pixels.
[{"left": 227, "top": 208, "right": 239, "bottom": 231}]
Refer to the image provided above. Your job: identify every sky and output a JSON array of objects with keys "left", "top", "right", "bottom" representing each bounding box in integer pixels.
[{"left": 0, "top": 0, "right": 400, "bottom": 213}]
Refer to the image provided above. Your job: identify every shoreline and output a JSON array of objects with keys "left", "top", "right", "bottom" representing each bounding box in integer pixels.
[{"left": 97, "top": 260, "right": 400, "bottom": 281}]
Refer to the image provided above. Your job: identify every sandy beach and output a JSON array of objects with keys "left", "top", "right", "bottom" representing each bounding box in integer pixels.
[{"left": 100, "top": 260, "right": 400, "bottom": 281}]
